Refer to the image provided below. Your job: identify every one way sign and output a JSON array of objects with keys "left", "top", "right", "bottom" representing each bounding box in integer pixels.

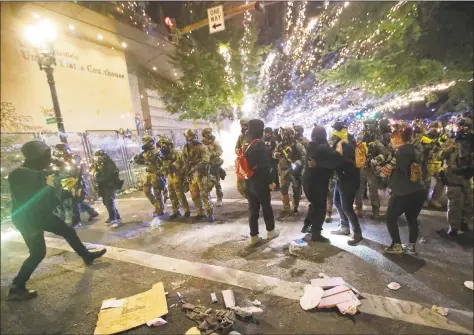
[{"left": 207, "top": 5, "right": 225, "bottom": 34}]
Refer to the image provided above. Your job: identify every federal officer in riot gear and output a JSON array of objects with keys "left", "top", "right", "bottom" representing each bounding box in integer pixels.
[{"left": 202, "top": 128, "right": 225, "bottom": 207}]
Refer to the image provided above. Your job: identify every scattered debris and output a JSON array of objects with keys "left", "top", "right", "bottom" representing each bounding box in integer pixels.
[
  {"left": 170, "top": 304, "right": 177, "bottom": 308},
  {"left": 337, "top": 296, "right": 361, "bottom": 315},
  {"left": 318, "top": 273, "right": 329, "bottom": 279},
  {"left": 95, "top": 282, "right": 168, "bottom": 334},
  {"left": 311, "top": 277, "right": 345, "bottom": 289},
  {"left": 464, "top": 281, "right": 474, "bottom": 290},
  {"left": 431, "top": 305, "right": 449, "bottom": 316},
  {"left": 177, "top": 292, "right": 183, "bottom": 302},
  {"left": 101, "top": 298, "right": 124, "bottom": 310},
  {"left": 319, "top": 291, "right": 357, "bottom": 308},
  {"left": 182, "top": 304, "right": 235, "bottom": 334},
  {"left": 171, "top": 280, "right": 186, "bottom": 290},
  {"left": 300, "top": 285, "right": 324, "bottom": 310},
  {"left": 146, "top": 317, "right": 168, "bottom": 327},
  {"left": 387, "top": 282, "right": 401, "bottom": 291},
  {"left": 229, "top": 331, "right": 242, "bottom": 335},
  {"left": 211, "top": 293, "right": 218, "bottom": 303},
  {"left": 419, "top": 237, "right": 427, "bottom": 244},
  {"left": 185, "top": 327, "right": 201, "bottom": 335},
  {"left": 289, "top": 239, "right": 308, "bottom": 255},
  {"left": 252, "top": 299, "right": 262, "bottom": 307},
  {"left": 321, "top": 285, "right": 351, "bottom": 298},
  {"left": 165, "top": 292, "right": 169, "bottom": 296},
  {"left": 222, "top": 290, "right": 236, "bottom": 308},
  {"left": 232, "top": 306, "right": 263, "bottom": 315}
]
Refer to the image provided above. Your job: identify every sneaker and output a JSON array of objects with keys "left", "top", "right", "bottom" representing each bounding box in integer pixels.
[
  {"left": 110, "top": 219, "right": 121, "bottom": 228},
  {"left": 249, "top": 236, "right": 263, "bottom": 246},
  {"left": 7, "top": 286, "right": 38, "bottom": 301},
  {"left": 447, "top": 226, "right": 462, "bottom": 236},
  {"left": 184, "top": 211, "right": 191, "bottom": 218},
  {"left": 324, "top": 216, "right": 333, "bottom": 223},
  {"left": 83, "top": 248, "right": 107, "bottom": 265},
  {"left": 217, "top": 200, "right": 223, "bottom": 207},
  {"left": 403, "top": 243, "right": 417, "bottom": 255},
  {"left": 384, "top": 243, "right": 404, "bottom": 254},
  {"left": 266, "top": 230, "right": 279, "bottom": 240},
  {"left": 330, "top": 226, "right": 350, "bottom": 236},
  {"left": 301, "top": 222, "right": 312, "bottom": 234},
  {"left": 347, "top": 233, "right": 363, "bottom": 246},
  {"left": 170, "top": 213, "right": 181, "bottom": 220},
  {"left": 88, "top": 211, "right": 99, "bottom": 222}
]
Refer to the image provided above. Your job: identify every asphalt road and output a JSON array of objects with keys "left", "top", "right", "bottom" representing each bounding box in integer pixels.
[{"left": 1, "top": 171, "right": 473, "bottom": 334}]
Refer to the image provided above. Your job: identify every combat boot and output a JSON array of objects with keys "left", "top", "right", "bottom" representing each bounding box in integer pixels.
[
  {"left": 347, "top": 232, "right": 363, "bottom": 246},
  {"left": 170, "top": 212, "right": 181, "bottom": 220},
  {"left": 249, "top": 235, "right": 263, "bottom": 246},
  {"left": 193, "top": 213, "right": 206, "bottom": 221},
  {"left": 371, "top": 207, "right": 381, "bottom": 220},
  {"left": 279, "top": 195, "right": 291, "bottom": 219}
]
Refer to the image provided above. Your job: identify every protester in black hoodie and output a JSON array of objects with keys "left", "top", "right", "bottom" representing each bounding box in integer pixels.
[
  {"left": 245, "top": 119, "right": 277, "bottom": 246},
  {"left": 302, "top": 126, "right": 345, "bottom": 242},
  {"left": 330, "top": 137, "right": 363, "bottom": 245},
  {"left": 384, "top": 126, "right": 426, "bottom": 255},
  {"left": 7, "top": 141, "right": 106, "bottom": 301}
]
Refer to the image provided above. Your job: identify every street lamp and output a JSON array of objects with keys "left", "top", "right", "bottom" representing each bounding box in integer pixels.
[{"left": 25, "top": 18, "right": 67, "bottom": 143}]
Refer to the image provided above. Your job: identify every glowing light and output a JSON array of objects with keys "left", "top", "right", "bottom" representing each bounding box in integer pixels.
[
  {"left": 153, "top": 66, "right": 157, "bottom": 71},
  {"left": 68, "top": 24, "right": 75, "bottom": 31},
  {"left": 25, "top": 19, "right": 57, "bottom": 48},
  {"left": 121, "top": 42, "right": 127, "bottom": 48},
  {"left": 97, "top": 34, "right": 103, "bottom": 40}
]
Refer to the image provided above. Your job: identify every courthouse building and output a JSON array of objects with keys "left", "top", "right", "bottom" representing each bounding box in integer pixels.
[{"left": 0, "top": 1, "right": 209, "bottom": 140}]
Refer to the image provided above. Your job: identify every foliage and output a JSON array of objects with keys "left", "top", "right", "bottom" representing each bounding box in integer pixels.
[
  {"left": 153, "top": 2, "right": 268, "bottom": 121},
  {"left": 323, "top": 1, "right": 473, "bottom": 113}
]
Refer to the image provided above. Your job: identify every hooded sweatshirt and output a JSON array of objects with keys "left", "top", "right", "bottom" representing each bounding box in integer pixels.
[
  {"left": 245, "top": 119, "right": 272, "bottom": 190},
  {"left": 303, "top": 127, "right": 345, "bottom": 203}
]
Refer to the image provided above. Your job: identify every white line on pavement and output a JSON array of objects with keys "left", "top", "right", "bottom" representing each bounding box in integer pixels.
[
  {"left": 116, "top": 197, "right": 447, "bottom": 218},
  {"left": 7, "top": 235, "right": 472, "bottom": 334}
]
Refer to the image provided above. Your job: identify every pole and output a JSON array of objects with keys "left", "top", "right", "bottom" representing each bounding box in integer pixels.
[{"left": 44, "top": 66, "right": 67, "bottom": 144}]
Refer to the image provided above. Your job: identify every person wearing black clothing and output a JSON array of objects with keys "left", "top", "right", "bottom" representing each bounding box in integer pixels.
[
  {"left": 330, "top": 138, "right": 364, "bottom": 245},
  {"left": 264, "top": 127, "right": 280, "bottom": 191},
  {"left": 8, "top": 141, "right": 106, "bottom": 301},
  {"left": 245, "top": 119, "right": 277, "bottom": 246},
  {"left": 302, "top": 126, "right": 345, "bottom": 242},
  {"left": 384, "top": 127, "right": 426, "bottom": 254},
  {"left": 91, "top": 150, "right": 122, "bottom": 228}
]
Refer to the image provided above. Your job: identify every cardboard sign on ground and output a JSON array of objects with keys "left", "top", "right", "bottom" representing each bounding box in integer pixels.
[{"left": 94, "top": 282, "right": 168, "bottom": 335}]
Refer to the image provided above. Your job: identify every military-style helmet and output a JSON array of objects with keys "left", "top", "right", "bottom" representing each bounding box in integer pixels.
[
  {"left": 157, "top": 136, "right": 173, "bottom": 147},
  {"left": 141, "top": 135, "right": 155, "bottom": 146},
  {"left": 184, "top": 129, "right": 197, "bottom": 140},
  {"left": 202, "top": 128, "right": 213, "bottom": 138},
  {"left": 332, "top": 120, "right": 347, "bottom": 131},
  {"left": 52, "top": 143, "right": 72, "bottom": 158},
  {"left": 294, "top": 125, "right": 304, "bottom": 136},
  {"left": 282, "top": 127, "right": 295, "bottom": 137},
  {"left": 264, "top": 127, "right": 273, "bottom": 134},
  {"left": 456, "top": 117, "right": 473, "bottom": 127},
  {"left": 94, "top": 149, "right": 106, "bottom": 157},
  {"left": 240, "top": 118, "right": 250, "bottom": 126}
]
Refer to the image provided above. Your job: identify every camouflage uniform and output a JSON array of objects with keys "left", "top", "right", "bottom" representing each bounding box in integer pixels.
[
  {"left": 202, "top": 128, "right": 224, "bottom": 206},
  {"left": 354, "top": 138, "right": 389, "bottom": 216},
  {"left": 133, "top": 135, "right": 166, "bottom": 215},
  {"left": 294, "top": 125, "right": 309, "bottom": 149},
  {"left": 426, "top": 122, "right": 446, "bottom": 207},
  {"left": 182, "top": 129, "right": 215, "bottom": 220},
  {"left": 158, "top": 137, "right": 190, "bottom": 218},
  {"left": 235, "top": 119, "right": 250, "bottom": 198},
  {"left": 440, "top": 119, "right": 473, "bottom": 233},
  {"left": 412, "top": 128, "right": 432, "bottom": 197},
  {"left": 273, "top": 127, "right": 306, "bottom": 215}
]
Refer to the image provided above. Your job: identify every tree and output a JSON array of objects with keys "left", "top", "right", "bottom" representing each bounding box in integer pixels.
[{"left": 152, "top": 2, "right": 268, "bottom": 121}]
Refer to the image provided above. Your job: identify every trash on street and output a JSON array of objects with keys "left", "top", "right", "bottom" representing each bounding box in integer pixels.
[
  {"left": 431, "top": 305, "right": 449, "bottom": 316},
  {"left": 94, "top": 282, "right": 168, "bottom": 335},
  {"left": 222, "top": 290, "right": 236, "bottom": 308},
  {"left": 211, "top": 292, "right": 218, "bottom": 303},
  {"left": 387, "top": 282, "right": 401, "bottom": 291},
  {"left": 464, "top": 281, "right": 473, "bottom": 290},
  {"left": 300, "top": 285, "right": 324, "bottom": 311},
  {"left": 146, "top": 317, "right": 168, "bottom": 327}
]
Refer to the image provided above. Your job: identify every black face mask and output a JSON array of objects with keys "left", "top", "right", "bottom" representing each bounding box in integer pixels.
[
  {"left": 161, "top": 147, "right": 170, "bottom": 155},
  {"left": 142, "top": 143, "right": 153, "bottom": 151}
]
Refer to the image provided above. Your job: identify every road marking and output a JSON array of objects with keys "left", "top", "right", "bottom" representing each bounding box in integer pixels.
[
  {"left": 7, "top": 235, "right": 472, "bottom": 334},
  {"left": 116, "top": 197, "right": 447, "bottom": 218}
]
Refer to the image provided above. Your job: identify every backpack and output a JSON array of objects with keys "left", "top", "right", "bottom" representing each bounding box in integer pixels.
[
  {"left": 355, "top": 143, "right": 367, "bottom": 169},
  {"left": 236, "top": 139, "right": 260, "bottom": 180}
]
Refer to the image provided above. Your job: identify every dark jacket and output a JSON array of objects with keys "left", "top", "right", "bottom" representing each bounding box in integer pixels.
[
  {"left": 303, "top": 141, "right": 344, "bottom": 203},
  {"left": 9, "top": 167, "right": 59, "bottom": 231},
  {"left": 390, "top": 143, "right": 425, "bottom": 196},
  {"left": 245, "top": 140, "right": 272, "bottom": 191},
  {"left": 334, "top": 141, "right": 361, "bottom": 190}
]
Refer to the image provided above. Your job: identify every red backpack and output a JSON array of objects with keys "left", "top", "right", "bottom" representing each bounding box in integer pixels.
[{"left": 236, "top": 139, "right": 260, "bottom": 180}]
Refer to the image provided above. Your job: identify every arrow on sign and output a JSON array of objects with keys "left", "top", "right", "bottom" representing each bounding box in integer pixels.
[{"left": 212, "top": 23, "right": 222, "bottom": 29}]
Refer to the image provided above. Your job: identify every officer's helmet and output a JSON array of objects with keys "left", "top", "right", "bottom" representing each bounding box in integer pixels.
[
  {"left": 332, "top": 120, "right": 347, "bottom": 131},
  {"left": 141, "top": 135, "right": 156, "bottom": 146},
  {"left": 202, "top": 128, "right": 213, "bottom": 138},
  {"left": 184, "top": 129, "right": 197, "bottom": 141},
  {"left": 52, "top": 143, "right": 72, "bottom": 159}
]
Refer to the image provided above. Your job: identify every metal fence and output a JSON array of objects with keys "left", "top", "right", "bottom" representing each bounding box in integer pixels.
[{"left": 0, "top": 131, "right": 144, "bottom": 221}]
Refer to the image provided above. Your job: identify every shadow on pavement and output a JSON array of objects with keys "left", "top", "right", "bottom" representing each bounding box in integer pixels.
[{"left": 435, "top": 229, "right": 474, "bottom": 249}]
